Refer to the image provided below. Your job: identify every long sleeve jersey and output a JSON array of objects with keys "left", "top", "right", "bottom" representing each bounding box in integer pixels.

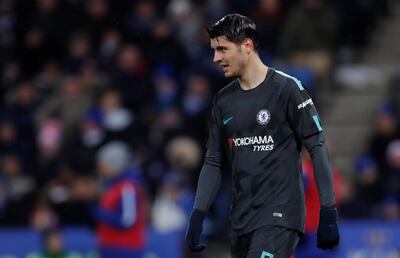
[{"left": 194, "top": 68, "right": 335, "bottom": 235}]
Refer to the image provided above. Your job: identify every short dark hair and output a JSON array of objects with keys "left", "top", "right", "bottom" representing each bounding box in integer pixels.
[{"left": 206, "top": 13, "right": 259, "bottom": 51}]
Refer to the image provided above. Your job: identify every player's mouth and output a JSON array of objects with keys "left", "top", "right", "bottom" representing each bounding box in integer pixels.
[{"left": 221, "top": 64, "right": 229, "bottom": 71}]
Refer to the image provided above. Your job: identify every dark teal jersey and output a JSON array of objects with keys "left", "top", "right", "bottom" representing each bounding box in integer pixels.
[{"left": 204, "top": 68, "right": 323, "bottom": 235}]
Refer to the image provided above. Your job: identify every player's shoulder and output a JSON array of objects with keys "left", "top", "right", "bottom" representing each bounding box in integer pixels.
[
  {"left": 271, "top": 68, "right": 305, "bottom": 92},
  {"left": 213, "top": 79, "right": 237, "bottom": 105},
  {"left": 218, "top": 79, "right": 237, "bottom": 96}
]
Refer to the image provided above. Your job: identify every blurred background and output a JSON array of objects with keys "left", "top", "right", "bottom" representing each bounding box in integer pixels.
[{"left": 0, "top": 0, "right": 399, "bottom": 257}]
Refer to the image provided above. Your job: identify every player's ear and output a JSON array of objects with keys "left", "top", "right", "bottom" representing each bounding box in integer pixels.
[{"left": 244, "top": 38, "right": 253, "bottom": 54}]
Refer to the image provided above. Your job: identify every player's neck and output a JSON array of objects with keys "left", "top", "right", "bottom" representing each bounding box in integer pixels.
[{"left": 238, "top": 56, "right": 268, "bottom": 90}]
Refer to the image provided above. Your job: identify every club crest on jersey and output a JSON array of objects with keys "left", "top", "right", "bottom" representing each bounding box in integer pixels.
[{"left": 256, "top": 109, "right": 271, "bottom": 125}]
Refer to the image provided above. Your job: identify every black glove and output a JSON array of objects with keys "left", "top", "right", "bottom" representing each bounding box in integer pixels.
[
  {"left": 185, "top": 209, "right": 207, "bottom": 252},
  {"left": 317, "top": 206, "right": 340, "bottom": 250}
]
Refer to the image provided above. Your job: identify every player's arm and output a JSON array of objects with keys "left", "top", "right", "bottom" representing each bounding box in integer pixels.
[
  {"left": 186, "top": 98, "right": 225, "bottom": 252},
  {"left": 286, "top": 78, "right": 339, "bottom": 250},
  {"left": 302, "top": 133, "right": 335, "bottom": 208},
  {"left": 302, "top": 132, "right": 339, "bottom": 250},
  {"left": 193, "top": 153, "right": 223, "bottom": 212}
]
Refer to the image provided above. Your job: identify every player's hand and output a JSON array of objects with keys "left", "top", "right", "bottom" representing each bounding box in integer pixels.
[
  {"left": 185, "top": 209, "right": 207, "bottom": 252},
  {"left": 316, "top": 206, "right": 340, "bottom": 250}
]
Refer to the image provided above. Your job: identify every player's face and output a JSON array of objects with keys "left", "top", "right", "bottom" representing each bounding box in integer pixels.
[{"left": 210, "top": 36, "right": 248, "bottom": 78}]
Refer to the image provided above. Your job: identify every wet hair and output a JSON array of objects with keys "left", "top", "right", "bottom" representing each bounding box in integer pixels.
[{"left": 206, "top": 13, "right": 259, "bottom": 51}]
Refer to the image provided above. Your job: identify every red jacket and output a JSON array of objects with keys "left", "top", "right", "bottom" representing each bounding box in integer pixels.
[{"left": 97, "top": 171, "right": 147, "bottom": 249}]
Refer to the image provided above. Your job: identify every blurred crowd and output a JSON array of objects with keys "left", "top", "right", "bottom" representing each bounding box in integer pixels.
[
  {"left": 343, "top": 74, "right": 400, "bottom": 221},
  {"left": 0, "top": 0, "right": 393, "bottom": 254}
]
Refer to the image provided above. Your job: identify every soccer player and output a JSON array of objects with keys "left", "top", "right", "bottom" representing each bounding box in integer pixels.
[{"left": 185, "top": 14, "right": 339, "bottom": 258}]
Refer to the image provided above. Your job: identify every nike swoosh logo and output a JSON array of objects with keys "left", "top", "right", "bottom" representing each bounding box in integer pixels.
[{"left": 223, "top": 116, "right": 234, "bottom": 125}]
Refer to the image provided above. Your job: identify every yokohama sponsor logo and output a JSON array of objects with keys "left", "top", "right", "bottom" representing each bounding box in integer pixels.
[{"left": 232, "top": 135, "right": 274, "bottom": 147}]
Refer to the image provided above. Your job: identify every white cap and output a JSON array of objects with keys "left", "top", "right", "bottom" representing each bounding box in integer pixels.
[{"left": 96, "top": 141, "right": 131, "bottom": 171}]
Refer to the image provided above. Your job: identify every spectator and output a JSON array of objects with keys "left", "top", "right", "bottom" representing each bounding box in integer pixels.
[
  {"left": 0, "top": 0, "right": 16, "bottom": 52},
  {"left": 111, "top": 44, "right": 149, "bottom": 111},
  {"left": 384, "top": 140, "right": 400, "bottom": 198},
  {"left": 0, "top": 153, "right": 36, "bottom": 225},
  {"left": 252, "top": 0, "right": 286, "bottom": 57},
  {"left": 27, "top": 228, "right": 81, "bottom": 258},
  {"left": 4, "top": 82, "right": 39, "bottom": 169},
  {"left": 65, "top": 117, "right": 105, "bottom": 174},
  {"left": 45, "top": 165, "right": 97, "bottom": 225},
  {"left": 380, "top": 196, "right": 400, "bottom": 221},
  {"left": 31, "top": 0, "right": 64, "bottom": 57},
  {"left": 79, "top": 61, "right": 108, "bottom": 97},
  {"left": 35, "top": 119, "right": 63, "bottom": 185},
  {"left": 35, "top": 75, "right": 92, "bottom": 145},
  {"left": 125, "top": 0, "right": 158, "bottom": 43},
  {"left": 83, "top": 0, "right": 112, "bottom": 46},
  {"left": 145, "top": 20, "right": 188, "bottom": 78},
  {"left": 41, "top": 229, "right": 69, "bottom": 258},
  {"left": 33, "top": 61, "right": 63, "bottom": 102},
  {"left": 30, "top": 197, "right": 58, "bottom": 232},
  {"left": 151, "top": 173, "right": 194, "bottom": 234},
  {"left": 1, "top": 61, "right": 21, "bottom": 98},
  {"left": 98, "top": 28, "right": 122, "bottom": 70},
  {"left": 149, "top": 107, "right": 185, "bottom": 148},
  {"left": 352, "top": 155, "right": 383, "bottom": 216},
  {"left": 86, "top": 88, "right": 134, "bottom": 143},
  {"left": 0, "top": 118, "right": 20, "bottom": 156},
  {"left": 64, "top": 33, "right": 93, "bottom": 74},
  {"left": 279, "top": 0, "right": 338, "bottom": 81},
  {"left": 166, "top": 0, "right": 204, "bottom": 57},
  {"left": 368, "top": 102, "right": 399, "bottom": 174},
  {"left": 181, "top": 74, "right": 212, "bottom": 144},
  {"left": 152, "top": 63, "right": 181, "bottom": 111},
  {"left": 20, "top": 26, "right": 48, "bottom": 78},
  {"left": 93, "top": 141, "right": 147, "bottom": 258}
]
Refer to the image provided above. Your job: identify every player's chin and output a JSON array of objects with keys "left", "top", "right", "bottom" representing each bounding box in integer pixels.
[{"left": 223, "top": 71, "right": 234, "bottom": 78}]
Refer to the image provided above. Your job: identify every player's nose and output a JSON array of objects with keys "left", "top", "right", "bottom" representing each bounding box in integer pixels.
[{"left": 213, "top": 52, "right": 222, "bottom": 63}]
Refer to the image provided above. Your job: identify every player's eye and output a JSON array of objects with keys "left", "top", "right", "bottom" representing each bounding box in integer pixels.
[{"left": 216, "top": 47, "right": 226, "bottom": 52}]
